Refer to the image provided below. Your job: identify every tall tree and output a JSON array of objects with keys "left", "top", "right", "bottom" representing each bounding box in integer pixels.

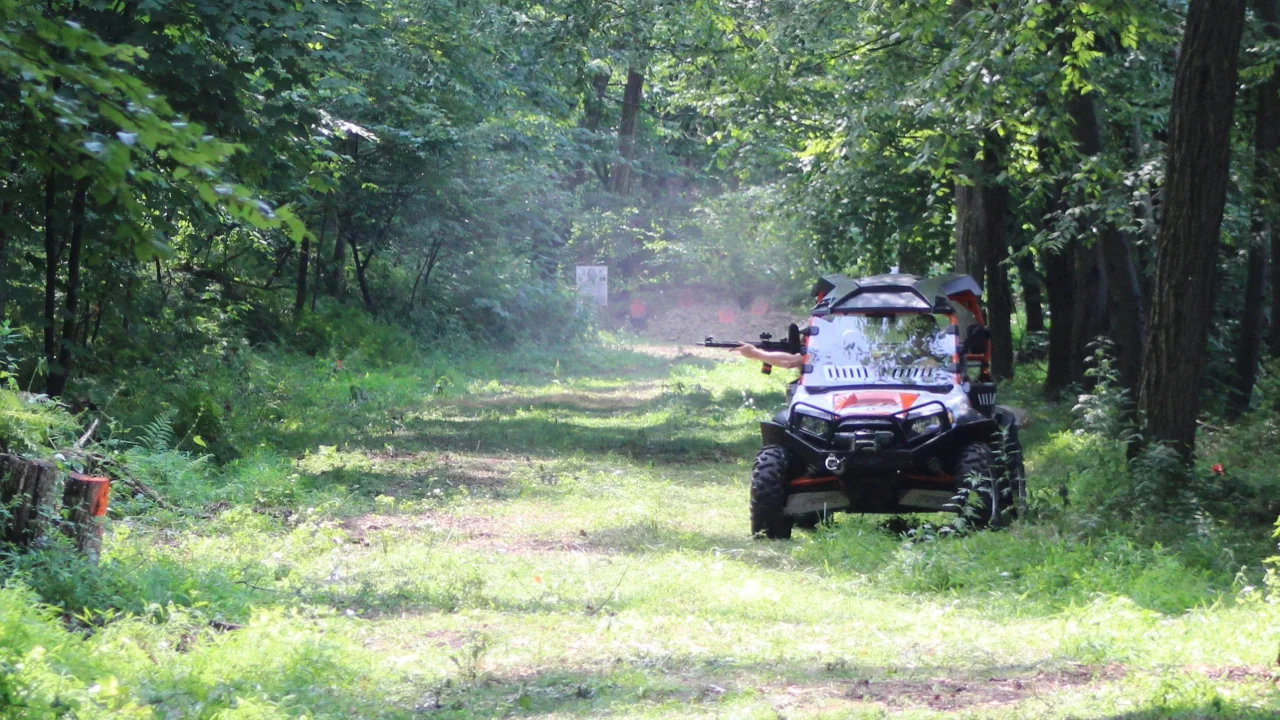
[
  {"left": 955, "top": 135, "right": 1014, "bottom": 379},
  {"left": 1013, "top": 248, "right": 1045, "bottom": 334},
  {"left": 1138, "top": 0, "right": 1247, "bottom": 455},
  {"left": 610, "top": 68, "right": 645, "bottom": 195}
]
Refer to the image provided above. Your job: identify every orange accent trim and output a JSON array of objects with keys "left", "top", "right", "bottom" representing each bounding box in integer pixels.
[
  {"left": 834, "top": 390, "right": 918, "bottom": 413},
  {"left": 905, "top": 473, "right": 954, "bottom": 484},
  {"left": 790, "top": 475, "right": 837, "bottom": 488}
]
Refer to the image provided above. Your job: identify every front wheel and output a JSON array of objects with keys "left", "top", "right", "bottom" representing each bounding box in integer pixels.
[{"left": 750, "top": 445, "right": 799, "bottom": 539}]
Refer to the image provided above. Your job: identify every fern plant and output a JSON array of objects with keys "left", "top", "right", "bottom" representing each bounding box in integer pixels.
[{"left": 137, "top": 410, "right": 177, "bottom": 452}]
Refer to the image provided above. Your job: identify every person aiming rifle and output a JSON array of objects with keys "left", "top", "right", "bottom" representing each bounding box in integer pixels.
[{"left": 700, "top": 326, "right": 805, "bottom": 373}]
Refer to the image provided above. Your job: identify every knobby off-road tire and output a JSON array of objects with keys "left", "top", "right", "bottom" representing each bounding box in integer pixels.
[
  {"left": 949, "top": 441, "right": 1004, "bottom": 529},
  {"left": 750, "top": 445, "right": 799, "bottom": 540}
]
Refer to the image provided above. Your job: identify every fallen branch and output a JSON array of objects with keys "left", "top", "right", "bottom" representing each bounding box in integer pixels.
[
  {"left": 60, "top": 420, "right": 175, "bottom": 510},
  {"left": 91, "top": 454, "right": 173, "bottom": 509},
  {"left": 72, "top": 418, "right": 99, "bottom": 451}
]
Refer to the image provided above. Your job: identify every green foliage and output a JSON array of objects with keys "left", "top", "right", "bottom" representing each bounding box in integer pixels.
[
  {"left": 0, "top": 583, "right": 150, "bottom": 717},
  {"left": 0, "top": 390, "right": 76, "bottom": 456}
]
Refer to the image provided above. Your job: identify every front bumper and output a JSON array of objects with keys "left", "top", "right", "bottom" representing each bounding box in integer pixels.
[
  {"left": 771, "top": 400, "right": 954, "bottom": 474},
  {"left": 760, "top": 415, "right": 997, "bottom": 477},
  {"left": 782, "top": 423, "right": 928, "bottom": 473}
]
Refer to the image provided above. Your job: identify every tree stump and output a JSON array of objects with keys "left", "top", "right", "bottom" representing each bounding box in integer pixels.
[
  {"left": 62, "top": 473, "right": 110, "bottom": 564},
  {"left": 0, "top": 454, "right": 59, "bottom": 547}
]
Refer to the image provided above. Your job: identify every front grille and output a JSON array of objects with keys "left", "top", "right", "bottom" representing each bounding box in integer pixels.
[
  {"left": 835, "top": 419, "right": 901, "bottom": 451},
  {"left": 837, "top": 419, "right": 896, "bottom": 433}
]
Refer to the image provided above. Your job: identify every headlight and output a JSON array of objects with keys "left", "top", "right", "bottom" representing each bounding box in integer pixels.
[
  {"left": 793, "top": 411, "right": 834, "bottom": 440},
  {"left": 906, "top": 409, "right": 950, "bottom": 439}
]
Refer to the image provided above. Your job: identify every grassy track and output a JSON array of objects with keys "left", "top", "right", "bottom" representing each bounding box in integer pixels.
[{"left": 31, "top": 341, "right": 1280, "bottom": 718}]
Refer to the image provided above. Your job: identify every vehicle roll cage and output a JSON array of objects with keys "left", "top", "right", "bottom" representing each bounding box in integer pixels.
[{"left": 808, "top": 273, "right": 990, "bottom": 379}]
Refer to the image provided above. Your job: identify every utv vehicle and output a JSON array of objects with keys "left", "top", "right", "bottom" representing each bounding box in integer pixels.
[{"left": 749, "top": 273, "right": 1025, "bottom": 539}]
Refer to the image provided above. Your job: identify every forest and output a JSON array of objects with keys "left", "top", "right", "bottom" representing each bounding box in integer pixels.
[{"left": 2, "top": 0, "right": 1280, "bottom": 717}]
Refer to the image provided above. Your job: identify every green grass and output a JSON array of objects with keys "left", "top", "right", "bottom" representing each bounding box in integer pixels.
[{"left": 4, "top": 339, "right": 1280, "bottom": 718}]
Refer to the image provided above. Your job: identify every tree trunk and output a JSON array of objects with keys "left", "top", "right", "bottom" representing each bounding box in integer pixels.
[
  {"left": 296, "top": 214, "right": 323, "bottom": 320},
  {"left": 48, "top": 179, "right": 88, "bottom": 398},
  {"left": 988, "top": 236, "right": 1015, "bottom": 378},
  {"left": 954, "top": 186, "right": 988, "bottom": 290},
  {"left": 955, "top": 136, "right": 1013, "bottom": 377},
  {"left": 609, "top": 68, "right": 644, "bottom": 195},
  {"left": 1227, "top": 245, "right": 1267, "bottom": 418},
  {"left": 1065, "top": 86, "right": 1146, "bottom": 393},
  {"left": 1040, "top": 177, "right": 1077, "bottom": 398},
  {"left": 61, "top": 472, "right": 109, "bottom": 564},
  {"left": 1014, "top": 248, "right": 1045, "bottom": 333},
  {"left": 0, "top": 158, "right": 15, "bottom": 320},
  {"left": 42, "top": 172, "right": 58, "bottom": 387},
  {"left": 983, "top": 166, "right": 1013, "bottom": 379},
  {"left": 349, "top": 235, "right": 375, "bottom": 312},
  {"left": 1229, "top": 0, "right": 1279, "bottom": 415},
  {"left": 1131, "top": 121, "right": 1159, "bottom": 249},
  {"left": 1138, "top": 0, "right": 1247, "bottom": 457},
  {"left": 407, "top": 239, "right": 443, "bottom": 310},
  {"left": 312, "top": 209, "right": 327, "bottom": 311},
  {"left": 122, "top": 268, "right": 133, "bottom": 335},
  {"left": 89, "top": 292, "right": 105, "bottom": 345},
  {"left": 574, "top": 72, "right": 611, "bottom": 189},
  {"left": 1069, "top": 241, "right": 1108, "bottom": 386},
  {"left": 328, "top": 208, "right": 348, "bottom": 297},
  {"left": 1259, "top": 0, "right": 1280, "bottom": 358},
  {"left": 0, "top": 454, "right": 59, "bottom": 547},
  {"left": 328, "top": 139, "right": 357, "bottom": 297},
  {"left": 1097, "top": 227, "right": 1146, "bottom": 392}
]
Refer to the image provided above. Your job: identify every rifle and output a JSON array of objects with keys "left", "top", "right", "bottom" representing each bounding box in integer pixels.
[{"left": 699, "top": 325, "right": 803, "bottom": 374}]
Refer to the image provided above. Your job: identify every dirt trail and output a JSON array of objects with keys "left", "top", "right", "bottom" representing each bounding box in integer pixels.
[{"left": 319, "top": 345, "right": 1280, "bottom": 719}]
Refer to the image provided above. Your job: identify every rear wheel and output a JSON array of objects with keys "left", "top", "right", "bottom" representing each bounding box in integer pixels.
[
  {"left": 949, "top": 441, "right": 1003, "bottom": 529},
  {"left": 750, "top": 446, "right": 799, "bottom": 539}
]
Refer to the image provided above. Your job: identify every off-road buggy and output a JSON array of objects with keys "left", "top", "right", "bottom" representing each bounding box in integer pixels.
[{"left": 747, "top": 273, "right": 1026, "bottom": 539}]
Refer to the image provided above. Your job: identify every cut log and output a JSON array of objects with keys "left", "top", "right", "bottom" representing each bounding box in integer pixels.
[
  {"left": 0, "top": 454, "right": 59, "bottom": 547},
  {"left": 61, "top": 472, "right": 110, "bottom": 563}
]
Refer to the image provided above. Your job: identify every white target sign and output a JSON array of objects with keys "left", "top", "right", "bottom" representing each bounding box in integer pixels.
[{"left": 575, "top": 266, "right": 608, "bottom": 307}]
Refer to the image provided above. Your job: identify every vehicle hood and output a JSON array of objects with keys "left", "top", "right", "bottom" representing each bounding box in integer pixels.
[{"left": 792, "top": 385, "right": 969, "bottom": 418}]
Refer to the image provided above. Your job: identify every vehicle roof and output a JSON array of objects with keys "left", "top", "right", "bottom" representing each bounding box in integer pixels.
[{"left": 811, "top": 273, "right": 982, "bottom": 315}]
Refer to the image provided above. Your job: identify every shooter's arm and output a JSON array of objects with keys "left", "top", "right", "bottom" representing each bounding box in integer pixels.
[{"left": 732, "top": 344, "right": 804, "bottom": 369}]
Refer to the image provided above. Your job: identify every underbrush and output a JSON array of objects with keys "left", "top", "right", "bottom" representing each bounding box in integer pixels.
[
  {"left": 0, "top": 580, "right": 396, "bottom": 718},
  {"left": 799, "top": 519, "right": 1229, "bottom": 614}
]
